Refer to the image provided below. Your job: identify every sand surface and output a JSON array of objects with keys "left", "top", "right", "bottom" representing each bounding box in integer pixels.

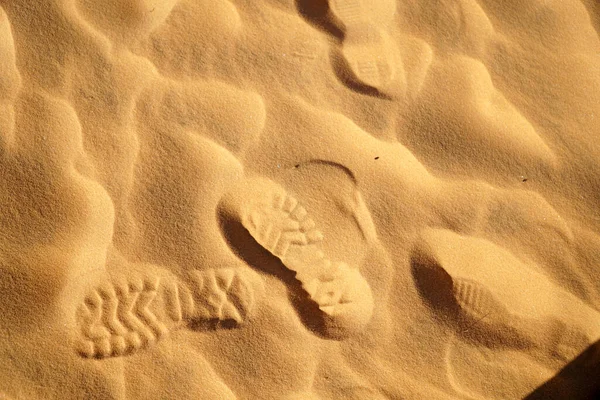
[{"left": 1, "top": 0, "right": 600, "bottom": 399}]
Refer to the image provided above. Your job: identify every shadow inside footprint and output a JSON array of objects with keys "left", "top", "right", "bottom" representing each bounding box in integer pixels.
[
  {"left": 218, "top": 211, "right": 329, "bottom": 337},
  {"left": 218, "top": 212, "right": 296, "bottom": 283},
  {"left": 410, "top": 229, "right": 600, "bottom": 375},
  {"left": 410, "top": 246, "right": 461, "bottom": 320},
  {"left": 188, "top": 318, "right": 239, "bottom": 332},
  {"left": 328, "top": 49, "right": 392, "bottom": 99},
  {"left": 295, "top": 0, "right": 345, "bottom": 39},
  {"left": 410, "top": 244, "right": 533, "bottom": 350}
]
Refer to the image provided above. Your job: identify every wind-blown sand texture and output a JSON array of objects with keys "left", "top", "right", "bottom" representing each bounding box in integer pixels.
[{"left": 1, "top": 0, "right": 600, "bottom": 399}]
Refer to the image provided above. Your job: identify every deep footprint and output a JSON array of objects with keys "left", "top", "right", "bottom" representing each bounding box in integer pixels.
[
  {"left": 219, "top": 176, "right": 374, "bottom": 339},
  {"left": 76, "top": 267, "right": 260, "bottom": 358}
]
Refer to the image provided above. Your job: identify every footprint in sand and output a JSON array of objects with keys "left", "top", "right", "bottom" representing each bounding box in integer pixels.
[
  {"left": 218, "top": 176, "right": 374, "bottom": 339},
  {"left": 410, "top": 228, "right": 600, "bottom": 377},
  {"left": 76, "top": 266, "right": 262, "bottom": 359},
  {"left": 296, "top": 0, "right": 403, "bottom": 97}
]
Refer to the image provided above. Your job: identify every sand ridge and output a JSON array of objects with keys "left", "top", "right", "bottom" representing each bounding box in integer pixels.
[{"left": 0, "top": 0, "right": 600, "bottom": 399}]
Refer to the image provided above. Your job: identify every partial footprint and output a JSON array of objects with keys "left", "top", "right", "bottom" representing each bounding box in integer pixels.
[
  {"left": 219, "top": 176, "right": 374, "bottom": 339},
  {"left": 184, "top": 267, "right": 260, "bottom": 330},
  {"left": 76, "top": 272, "right": 169, "bottom": 359},
  {"left": 297, "top": 0, "right": 403, "bottom": 97},
  {"left": 335, "top": 26, "right": 403, "bottom": 97},
  {"left": 329, "top": 0, "right": 400, "bottom": 94},
  {"left": 76, "top": 267, "right": 261, "bottom": 358},
  {"left": 411, "top": 228, "right": 599, "bottom": 368},
  {"left": 328, "top": 0, "right": 396, "bottom": 30},
  {"left": 452, "top": 277, "right": 511, "bottom": 324}
]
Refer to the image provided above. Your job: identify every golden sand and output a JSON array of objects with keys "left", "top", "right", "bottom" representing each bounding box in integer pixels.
[{"left": 1, "top": 0, "right": 600, "bottom": 398}]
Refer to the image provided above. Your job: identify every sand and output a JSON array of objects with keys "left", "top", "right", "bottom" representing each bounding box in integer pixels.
[{"left": 0, "top": 0, "right": 599, "bottom": 399}]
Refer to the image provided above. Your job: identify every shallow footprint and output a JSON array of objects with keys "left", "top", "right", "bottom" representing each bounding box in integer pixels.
[
  {"left": 445, "top": 333, "right": 553, "bottom": 399},
  {"left": 410, "top": 228, "right": 599, "bottom": 367},
  {"left": 183, "top": 266, "right": 264, "bottom": 331},
  {"left": 296, "top": 0, "right": 403, "bottom": 97},
  {"left": 336, "top": 26, "right": 404, "bottom": 97},
  {"left": 76, "top": 266, "right": 262, "bottom": 359},
  {"left": 76, "top": 270, "right": 176, "bottom": 359},
  {"left": 328, "top": 0, "right": 397, "bottom": 28},
  {"left": 218, "top": 176, "right": 374, "bottom": 339}
]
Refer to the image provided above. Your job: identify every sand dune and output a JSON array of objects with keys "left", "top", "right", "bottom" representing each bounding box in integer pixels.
[{"left": 1, "top": 0, "right": 600, "bottom": 399}]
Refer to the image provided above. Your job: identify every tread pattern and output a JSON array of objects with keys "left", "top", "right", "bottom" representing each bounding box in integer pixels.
[
  {"left": 452, "top": 278, "right": 509, "bottom": 323},
  {"left": 239, "top": 182, "right": 372, "bottom": 320},
  {"left": 76, "top": 268, "right": 257, "bottom": 359},
  {"left": 350, "top": 54, "right": 393, "bottom": 89},
  {"left": 244, "top": 190, "right": 324, "bottom": 259},
  {"left": 187, "top": 268, "right": 255, "bottom": 324},
  {"left": 330, "top": 0, "right": 363, "bottom": 24},
  {"left": 327, "top": 0, "right": 398, "bottom": 94}
]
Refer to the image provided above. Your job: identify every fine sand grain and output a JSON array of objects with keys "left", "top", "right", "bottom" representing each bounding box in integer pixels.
[{"left": 1, "top": 0, "right": 600, "bottom": 399}]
